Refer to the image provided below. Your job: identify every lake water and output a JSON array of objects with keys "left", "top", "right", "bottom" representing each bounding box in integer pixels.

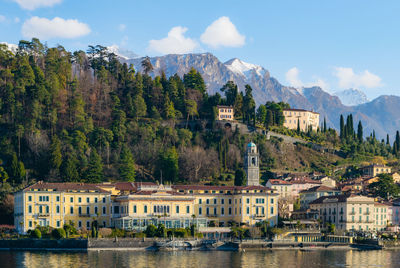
[{"left": 1, "top": 249, "right": 400, "bottom": 268}]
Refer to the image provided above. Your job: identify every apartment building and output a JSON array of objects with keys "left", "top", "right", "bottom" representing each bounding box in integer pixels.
[
  {"left": 361, "top": 164, "right": 392, "bottom": 177},
  {"left": 310, "top": 194, "right": 376, "bottom": 231},
  {"left": 299, "top": 185, "right": 340, "bottom": 209},
  {"left": 265, "top": 179, "right": 293, "bottom": 199},
  {"left": 283, "top": 108, "right": 319, "bottom": 132}
]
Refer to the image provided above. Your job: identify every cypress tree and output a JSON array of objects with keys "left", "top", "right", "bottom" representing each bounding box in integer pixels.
[
  {"left": 387, "top": 134, "right": 390, "bottom": 146},
  {"left": 340, "top": 115, "right": 344, "bottom": 139},
  {"left": 323, "top": 117, "right": 327, "bottom": 133},
  {"left": 357, "top": 121, "right": 363, "bottom": 143},
  {"left": 297, "top": 118, "right": 301, "bottom": 133}
]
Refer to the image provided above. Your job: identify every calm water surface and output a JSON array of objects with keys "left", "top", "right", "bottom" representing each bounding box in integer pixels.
[{"left": 1, "top": 249, "right": 400, "bottom": 268}]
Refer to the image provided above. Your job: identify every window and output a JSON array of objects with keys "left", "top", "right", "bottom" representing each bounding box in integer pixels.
[
  {"left": 271, "top": 207, "right": 274, "bottom": 214},
  {"left": 28, "top": 196, "right": 32, "bottom": 202},
  {"left": 103, "top": 197, "right": 106, "bottom": 203},
  {"left": 134, "top": 205, "right": 137, "bottom": 213},
  {"left": 78, "top": 221, "right": 82, "bottom": 228},
  {"left": 87, "top": 221, "right": 90, "bottom": 228},
  {"left": 214, "top": 199, "right": 217, "bottom": 204},
  {"left": 176, "top": 206, "right": 179, "bottom": 214},
  {"left": 271, "top": 198, "right": 274, "bottom": 204},
  {"left": 57, "top": 221, "right": 60, "bottom": 227},
  {"left": 70, "top": 207, "right": 74, "bottom": 214},
  {"left": 229, "top": 199, "right": 232, "bottom": 205},
  {"left": 28, "top": 205, "right": 32, "bottom": 213},
  {"left": 246, "top": 207, "right": 250, "bottom": 215},
  {"left": 70, "top": 197, "right": 74, "bottom": 203},
  {"left": 206, "top": 199, "right": 209, "bottom": 204},
  {"left": 56, "top": 196, "right": 60, "bottom": 202},
  {"left": 86, "top": 207, "right": 90, "bottom": 214},
  {"left": 246, "top": 198, "right": 250, "bottom": 204},
  {"left": 78, "top": 207, "right": 82, "bottom": 214},
  {"left": 29, "top": 221, "right": 32, "bottom": 227},
  {"left": 39, "top": 196, "right": 42, "bottom": 202},
  {"left": 56, "top": 205, "right": 60, "bottom": 214},
  {"left": 144, "top": 205, "right": 148, "bottom": 213},
  {"left": 214, "top": 208, "right": 217, "bottom": 215},
  {"left": 103, "top": 221, "right": 106, "bottom": 227},
  {"left": 221, "top": 207, "right": 225, "bottom": 215},
  {"left": 46, "top": 196, "right": 49, "bottom": 201},
  {"left": 103, "top": 207, "right": 106, "bottom": 215},
  {"left": 87, "top": 197, "right": 90, "bottom": 203},
  {"left": 95, "top": 207, "right": 98, "bottom": 214},
  {"left": 199, "top": 207, "right": 202, "bottom": 215},
  {"left": 206, "top": 208, "right": 209, "bottom": 215},
  {"left": 199, "top": 199, "right": 202, "bottom": 204},
  {"left": 186, "top": 206, "right": 190, "bottom": 214},
  {"left": 229, "top": 207, "right": 232, "bottom": 215},
  {"left": 95, "top": 198, "right": 98, "bottom": 203},
  {"left": 39, "top": 206, "right": 42, "bottom": 213},
  {"left": 114, "top": 206, "right": 120, "bottom": 214},
  {"left": 78, "top": 197, "right": 82, "bottom": 203}
]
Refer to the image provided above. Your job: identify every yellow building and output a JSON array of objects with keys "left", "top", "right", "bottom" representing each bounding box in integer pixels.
[
  {"left": 15, "top": 182, "right": 279, "bottom": 233},
  {"left": 283, "top": 108, "right": 319, "bottom": 132},
  {"left": 361, "top": 164, "right": 391, "bottom": 177},
  {"left": 14, "top": 182, "right": 112, "bottom": 234},
  {"left": 217, "top": 105, "right": 234, "bottom": 121}
]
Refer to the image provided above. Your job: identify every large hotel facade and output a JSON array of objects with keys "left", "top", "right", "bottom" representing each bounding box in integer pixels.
[{"left": 14, "top": 143, "right": 278, "bottom": 234}]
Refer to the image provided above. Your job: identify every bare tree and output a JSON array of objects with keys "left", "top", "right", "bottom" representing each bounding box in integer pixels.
[{"left": 179, "top": 147, "right": 220, "bottom": 182}]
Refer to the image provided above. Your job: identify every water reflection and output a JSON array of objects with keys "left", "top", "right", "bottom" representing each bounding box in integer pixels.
[{"left": 1, "top": 249, "right": 400, "bottom": 268}]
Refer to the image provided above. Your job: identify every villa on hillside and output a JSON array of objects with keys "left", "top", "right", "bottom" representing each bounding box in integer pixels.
[
  {"left": 283, "top": 108, "right": 319, "bottom": 132},
  {"left": 217, "top": 105, "right": 234, "bottom": 121},
  {"left": 361, "top": 164, "right": 391, "bottom": 177}
]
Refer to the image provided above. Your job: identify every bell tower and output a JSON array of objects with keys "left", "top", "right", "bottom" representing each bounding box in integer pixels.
[{"left": 244, "top": 142, "right": 260, "bottom": 186}]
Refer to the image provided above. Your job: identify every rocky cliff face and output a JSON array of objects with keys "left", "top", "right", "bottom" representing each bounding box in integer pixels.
[
  {"left": 124, "top": 53, "right": 399, "bottom": 139},
  {"left": 334, "top": 88, "right": 369, "bottom": 106}
]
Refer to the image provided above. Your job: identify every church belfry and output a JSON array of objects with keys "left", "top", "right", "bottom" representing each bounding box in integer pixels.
[{"left": 244, "top": 142, "right": 260, "bottom": 186}]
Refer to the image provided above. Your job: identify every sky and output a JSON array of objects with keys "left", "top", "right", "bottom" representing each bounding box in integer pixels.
[{"left": 1, "top": 0, "right": 400, "bottom": 100}]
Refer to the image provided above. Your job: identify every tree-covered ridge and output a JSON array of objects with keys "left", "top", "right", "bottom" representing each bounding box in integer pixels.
[{"left": 0, "top": 39, "right": 263, "bottom": 187}]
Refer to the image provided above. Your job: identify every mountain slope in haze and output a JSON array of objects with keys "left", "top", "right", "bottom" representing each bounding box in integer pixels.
[
  {"left": 334, "top": 88, "right": 369, "bottom": 106},
  {"left": 124, "top": 53, "right": 399, "bottom": 139}
]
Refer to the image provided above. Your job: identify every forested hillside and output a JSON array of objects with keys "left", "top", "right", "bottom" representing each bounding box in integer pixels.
[{"left": 0, "top": 39, "right": 266, "bottom": 188}]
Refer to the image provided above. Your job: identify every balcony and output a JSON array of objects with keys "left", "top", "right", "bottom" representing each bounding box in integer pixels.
[
  {"left": 349, "top": 211, "right": 356, "bottom": 215},
  {"left": 206, "top": 214, "right": 218, "bottom": 218},
  {"left": 364, "top": 211, "right": 371, "bottom": 215},
  {"left": 253, "top": 214, "right": 265, "bottom": 219},
  {"left": 37, "top": 213, "right": 49, "bottom": 217},
  {"left": 79, "top": 213, "right": 92, "bottom": 217}
]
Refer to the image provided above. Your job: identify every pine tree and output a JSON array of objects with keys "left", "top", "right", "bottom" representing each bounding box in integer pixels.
[
  {"left": 49, "top": 135, "right": 62, "bottom": 170},
  {"left": 118, "top": 146, "right": 136, "bottom": 182},
  {"left": 9, "top": 153, "right": 26, "bottom": 184},
  {"left": 60, "top": 153, "right": 79, "bottom": 182},
  {"left": 84, "top": 149, "right": 104, "bottom": 183}
]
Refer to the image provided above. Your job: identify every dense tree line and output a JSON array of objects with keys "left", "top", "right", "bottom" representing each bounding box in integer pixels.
[{"left": 0, "top": 39, "right": 261, "bottom": 188}]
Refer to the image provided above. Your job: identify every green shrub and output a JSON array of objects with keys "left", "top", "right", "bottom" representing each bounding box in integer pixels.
[
  {"left": 51, "top": 228, "right": 66, "bottom": 239},
  {"left": 31, "top": 229, "right": 42, "bottom": 239},
  {"left": 134, "top": 232, "right": 146, "bottom": 238}
]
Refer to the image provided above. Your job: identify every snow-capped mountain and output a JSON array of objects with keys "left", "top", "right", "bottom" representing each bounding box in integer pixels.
[
  {"left": 334, "top": 88, "right": 369, "bottom": 106},
  {"left": 224, "top": 58, "right": 268, "bottom": 79},
  {"left": 0, "top": 42, "right": 18, "bottom": 53},
  {"left": 107, "top": 45, "right": 139, "bottom": 60}
]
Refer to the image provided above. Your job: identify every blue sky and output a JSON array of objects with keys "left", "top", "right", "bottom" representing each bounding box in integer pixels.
[{"left": 1, "top": 0, "right": 400, "bottom": 100}]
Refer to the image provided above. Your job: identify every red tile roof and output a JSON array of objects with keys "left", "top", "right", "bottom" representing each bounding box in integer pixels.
[
  {"left": 24, "top": 182, "right": 110, "bottom": 193},
  {"left": 300, "top": 185, "right": 339, "bottom": 193},
  {"left": 267, "top": 179, "right": 292, "bottom": 185}
]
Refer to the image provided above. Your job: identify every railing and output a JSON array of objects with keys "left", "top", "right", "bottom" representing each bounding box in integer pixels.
[
  {"left": 206, "top": 214, "right": 218, "bottom": 217},
  {"left": 349, "top": 211, "right": 356, "bottom": 215},
  {"left": 79, "top": 213, "right": 92, "bottom": 217},
  {"left": 364, "top": 211, "right": 371, "bottom": 215},
  {"left": 339, "top": 211, "right": 344, "bottom": 215},
  {"left": 37, "top": 213, "right": 50, "bottom": 217},
  {"left": 253, "top": 215, "right": 265, "bottom": 219}
]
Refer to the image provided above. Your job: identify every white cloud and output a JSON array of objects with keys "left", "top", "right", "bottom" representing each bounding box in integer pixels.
[
  {"left": 286, "top": 67, "right": 329, "bottom": 90},
  {"left": 118, "top": 24, "right": 126, "bottom": 32},
  {"left": 200, "top": 16, "right": 245, "bottom": 48},
  {"left": 12, "top": 0, "right": 62, "bottom": 10},
  {"left": 22, "top": 17, "right": 91, "bottom": 40},
  {"left": 334, "top": 67, "right": 382, "bottom": 89},
  {"left": 0, "top": 15, "right": 6, "bottom": 22},
  {"left": 148, "top": 26, "right": 198, "bottom": 54}
]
